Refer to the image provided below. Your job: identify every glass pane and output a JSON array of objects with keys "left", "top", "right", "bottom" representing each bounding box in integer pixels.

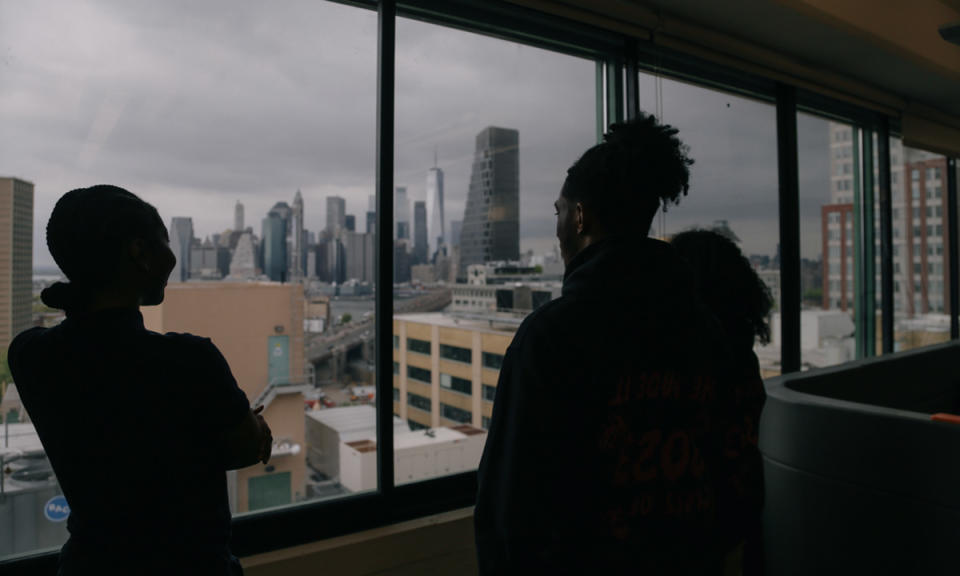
[
  {"left": 890, "top": 141, "right": 952, "bottom": 351},
  {"left": 639, "top": 75, "right": 781, "bottom": 377},
  {"left": 0, "top": 0, "right": 377, "bottom": 559},
  {"left": 391, "top": 18, "right": 595, "bottom": 485},
  {"left": 798, "top": 116, "right": 862, "bottom": 368}
]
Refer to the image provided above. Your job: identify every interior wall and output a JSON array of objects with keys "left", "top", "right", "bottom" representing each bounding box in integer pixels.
[{"left": 242, "top": 508, "right": 478, "bottom": 576}]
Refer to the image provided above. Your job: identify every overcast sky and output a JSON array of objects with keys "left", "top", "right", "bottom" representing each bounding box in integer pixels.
[{"left": 0, "top": 0, "right": 831, "bottom": 271}]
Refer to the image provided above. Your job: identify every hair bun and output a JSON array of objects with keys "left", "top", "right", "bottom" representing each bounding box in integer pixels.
[{"left": 41, "top": 282, "right": 77, "bottom": 311}]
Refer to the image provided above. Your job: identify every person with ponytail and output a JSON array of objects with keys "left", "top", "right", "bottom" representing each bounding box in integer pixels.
[
  {"left": 475, "top": 113, "right": 737, "bottom": 574},
  {"left": 8, "top": 185, "right": 271, "bottom": 575}
]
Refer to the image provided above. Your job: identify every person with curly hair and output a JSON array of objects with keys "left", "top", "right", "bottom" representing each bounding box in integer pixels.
[
  {"left": 7, "top": 185, "right": 272, "bottom": 575},
  {"left": 671, "top": 228, "right": 771, "bottom": 576},
  {"left": 475, "top": 113, "right": 736, "bottom": 574}
]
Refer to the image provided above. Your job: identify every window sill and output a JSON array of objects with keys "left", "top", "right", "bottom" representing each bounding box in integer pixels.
[{"left": 242, "top": 507, "right": 476, "bottom": 576}]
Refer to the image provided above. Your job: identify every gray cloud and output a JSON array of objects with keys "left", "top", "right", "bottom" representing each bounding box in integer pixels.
[{"left": 1, "top": 1, "right": 831, "bottom": 269}]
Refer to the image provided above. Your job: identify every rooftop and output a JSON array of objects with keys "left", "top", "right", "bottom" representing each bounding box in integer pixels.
[
  {"left": 307, "top": 405, "right": 408, "bottom": 436},
  {"left": 395, "top": 312, "right": 521, "bottom": 333}
]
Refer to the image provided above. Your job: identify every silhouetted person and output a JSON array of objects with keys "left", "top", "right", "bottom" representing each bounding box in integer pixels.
[
  {"left": 671, "top": 229, "right": 771, "bottom": 576},
  {"left": 7, "top": 185, "right": 272, "bottom": 575},
  {"left": 475, "top": 113, "right": 737, "bottom": 575}
]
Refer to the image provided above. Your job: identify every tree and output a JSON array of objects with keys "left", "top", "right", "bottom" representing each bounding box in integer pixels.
[
  {"left": 0, "top": 351, "right": 11, "bottom": 387},
  {"left": 341, "top": 313, "right": 352, "bottom": 324}
]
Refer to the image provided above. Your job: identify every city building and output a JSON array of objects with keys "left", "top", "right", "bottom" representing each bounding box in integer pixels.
[
  {"left": 343, "top": 231, "right": 375, "bottom": 283},
  {"left": 449, "top": 220, "right": 462, "bottom": 248},
  {"left": 426, "top": 165, "right": 445, "bottom": 259},
  {"left": 291, "top": 190, "right": 305, "bottom": 281},
  {"left": 228, "top": 232, "right": 258, "bottom": 279},
  {"left": 305, "top": 405, "right": 406, "bottom": 486},
  {"left": 394, "top": 187, "right": 410, "bottom": 240},
  {"left": 340, "top": 423, "right": 486, "bottom": 492},
  {"left": 234, "top": 200, "right": 244, "bottom": 232},
  {"left": 393, "top": 313, "right": 516, "bottom": 431},
  {"left": 393, "top": 241, "right": 412, "bottom": 284},
  {"left": 366, "top": 211, "right": 376, "bottom": 236},
  {"left": 457, "top": 127, "right": 520, "bottom": 278},
  {"left": 168, "top": 217, "right": 193, "bottom": 283},
  {"left": 189, "top": 237, "right": 231, "bottom": 280},
  {"left": 413, "top": 201, "right": 428, "bottom": 264},
  {"left": 345, "top": 215, "right": 356, "bottom": 233},
  {"left": 821, "top": 123, "right": 950, "bottom": 317},
  {"left": 326, "top": 196, "right": 346, "bottom": 238},
  {"left": 0, "top": 178, "right": 32, "bottom": 354},
  {"left": 142, "top": 282, "right": 308, "bottom": 513},
  {"left": 261, "top": 215, "right": 287, "bottom": 282},
  {"left": 451, "top": 262, "right": 561, "bottom": 314}
]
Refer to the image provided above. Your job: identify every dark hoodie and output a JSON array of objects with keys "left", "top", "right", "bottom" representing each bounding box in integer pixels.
[
  {"left": 474, "top": 237, "right": 739, "bottom": 575},
  {"left": 7, "top": 308, "right": 249, "bottom": 575}
]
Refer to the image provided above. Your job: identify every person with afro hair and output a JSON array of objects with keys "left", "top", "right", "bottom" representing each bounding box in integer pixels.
[
  {"left": 475, "top": 113, "right": 739, "bottom": 575},
  {"left": 671, "top": 228, "right": 771, "bottom": 576}
]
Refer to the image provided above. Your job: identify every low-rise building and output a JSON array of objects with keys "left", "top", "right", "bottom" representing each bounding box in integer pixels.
[
  {"left": 142, "top": 281, "right": 307, "bottom": 513},
  {"left": 393, "top": 313, "right": 516, "bottom": 431}
]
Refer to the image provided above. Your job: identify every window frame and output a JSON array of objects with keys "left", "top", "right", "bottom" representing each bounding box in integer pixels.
[{"left": 4, "top": 0, "right": 958, "bottom": 572}]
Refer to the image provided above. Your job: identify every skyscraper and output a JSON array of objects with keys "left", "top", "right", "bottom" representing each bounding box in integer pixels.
[
  {"left": 366, "top": 211, "right": 377, "bottom": 236},
  {"left": 0, "top": 178, "right": 32, "bottom": 353},
  {"left": 426, "top": 164, "right": 445, "bottom": 259},
  {"left": 395, "top": 187, "right": 410, "bottom": 240},
  {"left": 234, "top": 200, "right": 244, "bottom": 232},
  {"left": 169, "top": 217, "right": 194, "bottom": 283},
  {"left": 413, "top": 201, "right": 428, "bottom": 264},
  {"left": 229, "top": 232, "right": 258, "bottom": 279},
  {"left": 345, "top": 215, "right": 356, "bottom": 232},
  {"left": 458, "top": 126, "right": 520, "bottom": 278},
  {"left": 326, "top": 196, "right": 346, "bottom": 238},
  {"left": 291, "top": 190, "right": 305, "bottom": 281},
  {"left": 449, "top": 220, "right": 462, "bottom": 248},
  {"left": 262, "top": 215, "right": 286, "bottom": 282}
]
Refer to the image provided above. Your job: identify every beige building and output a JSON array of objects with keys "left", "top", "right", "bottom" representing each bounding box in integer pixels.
[
  {"left": 393, "top": 313, "right": 515, "bottom": 432},
  {"left": 142, "top": 281, "right": 307, "bottom": 513},
  {"left": 0, "top": 178, "right": 33, "bottom": 355}
]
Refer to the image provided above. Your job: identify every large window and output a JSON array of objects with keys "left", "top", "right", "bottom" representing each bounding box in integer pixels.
[
  {"left": 890, "top": 142, "right": 953, "bottom": 352},
  {"left": 389, "top": 14, "right": 595, "bottom": 487},
  {"left": 440, "top": 373, "right": 472, "bottom": 395},
  {"left": 439, "top": 344, "right": 472, "bottom": 364},
  {"left": 2, "top": 0, "right": 957, "bottom": 570},
  {"left": 798, "top": 116, "right": 864, "bottom": 368},
  {"left": 0, "top": 0, "right": 379, "bottom": 559}
]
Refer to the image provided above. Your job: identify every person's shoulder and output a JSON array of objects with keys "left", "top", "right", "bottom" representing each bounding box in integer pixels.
[
  {"left": 7, "top": 326, "right": 49, "bottom": 372},
  {"left": 510, "top": 297, "right": 569, "bottom": 350}
]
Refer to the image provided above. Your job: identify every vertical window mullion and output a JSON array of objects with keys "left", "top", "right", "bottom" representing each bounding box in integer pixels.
[
  {"left": 596, "top": 61, "right": 605, "bottom": 144},
  {"left": 376, "top": 0, "right": 397, "bottom": 501},
  {"left": 948, "top": 157, "right": 959, "bottom": 339},
  {"left": 776, "top": 83, "right": 801, "bottom": 373},
  {"left": 852, "top": 126, "right": 863, "bottom": 358},
  {"left": 624, "top": 39, "right": 639, "bottom": 121},
  {"left": 861, "top": 129, "right": 876, "bottom": 356},
  {"left": 877, "top": 115, "right": 895, "bottom": 353},
  {"left": 605, "top": 58, "right": 624, "bottom": 126}
]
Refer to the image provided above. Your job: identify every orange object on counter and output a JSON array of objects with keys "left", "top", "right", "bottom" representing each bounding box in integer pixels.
[{"left": 931, "top": 413, "right": 960, "bottom": 425}]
